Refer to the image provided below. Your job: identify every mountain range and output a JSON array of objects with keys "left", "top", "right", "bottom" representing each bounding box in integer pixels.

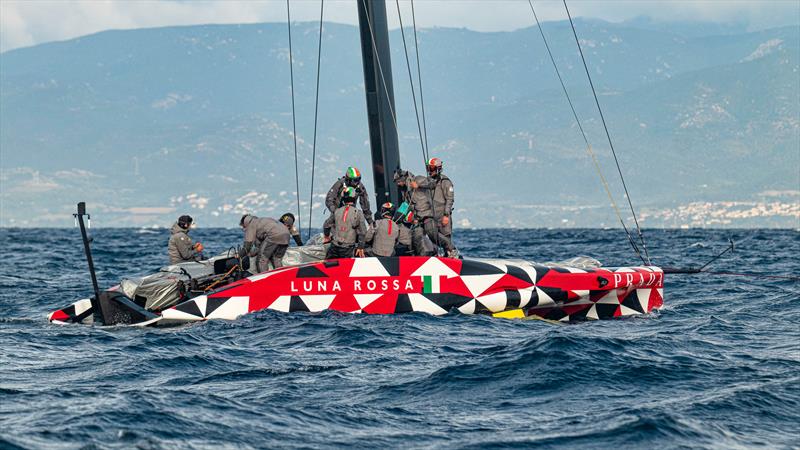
[{"left": 1, "top": 17, "right": 798, "bottom": 228}]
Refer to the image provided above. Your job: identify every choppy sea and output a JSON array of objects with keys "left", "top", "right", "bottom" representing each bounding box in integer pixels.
[{"left": 0, "top": 228, "right": 798, "bottom": 449}]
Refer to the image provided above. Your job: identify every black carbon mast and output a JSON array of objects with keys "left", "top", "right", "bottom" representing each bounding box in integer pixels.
[{"left": 357, "top": 0, "right": 401, "bottom": 210}]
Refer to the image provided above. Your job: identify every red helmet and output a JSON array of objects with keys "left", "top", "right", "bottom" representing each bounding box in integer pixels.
[{"left": 426, "top": 157, "right": 442, "bottom": 175}]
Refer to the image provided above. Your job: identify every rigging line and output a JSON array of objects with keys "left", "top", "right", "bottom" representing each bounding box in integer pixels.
[
  {"left": 394, "top": 0, "right": 427, "bottom": 161},
  {"left": 699, "top": 271, "right": 800, "bottom": 281},
  {"left": 563, "top": 0, "right": 652, "bottom": 265},
  {"left": 286, "top": 0, "right": 301, "bottom": 234},
  {"left": 395, "top": 0, "right": 442, "bottom": 254},
  {"left": 527, "top": 0, "right": 644, "bottom": 263},
  {"left": 697, "top": 238, "right": 734, "bottom": 271},
  {"left": 410, "top": 0, "right": 430, "bottom": 160},
  {"left": 307, "top": 0, "right": 324, "bottom": 242}
]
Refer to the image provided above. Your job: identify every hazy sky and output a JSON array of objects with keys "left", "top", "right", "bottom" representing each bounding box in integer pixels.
[{"left": 2, "top": 0, "right": 798, "bottom": 52}]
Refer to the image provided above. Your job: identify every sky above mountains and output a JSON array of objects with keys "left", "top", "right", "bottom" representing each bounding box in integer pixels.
[{"left": 2, "top": 0, "right": 799, "bottom": 52}]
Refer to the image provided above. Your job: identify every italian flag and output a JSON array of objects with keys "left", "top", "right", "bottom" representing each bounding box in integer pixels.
[{"left": 423, "top": 275, "right": 441, "bottom": 294}]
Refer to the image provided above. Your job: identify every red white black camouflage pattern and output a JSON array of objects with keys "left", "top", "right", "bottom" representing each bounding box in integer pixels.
[{"left": 49, "top": 257, "right": 664, "bottom": 326}]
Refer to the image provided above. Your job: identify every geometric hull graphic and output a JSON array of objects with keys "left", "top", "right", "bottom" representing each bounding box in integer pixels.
[{"left": 49, "top": 256, "right": 665, "bottom": 326}]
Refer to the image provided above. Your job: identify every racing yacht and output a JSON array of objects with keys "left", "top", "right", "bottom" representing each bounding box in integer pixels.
[{"left": 48, "top": 0, "right": 664, "bottom": 327}]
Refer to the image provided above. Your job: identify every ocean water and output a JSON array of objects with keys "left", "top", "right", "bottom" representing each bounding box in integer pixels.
[{"left": 0, "top": 228, "right": 798, "bottom": 449}]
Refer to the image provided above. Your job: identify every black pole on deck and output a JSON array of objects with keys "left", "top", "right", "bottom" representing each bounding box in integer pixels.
[
  {"left": 75, "top": 202, "right": 101, "bottom": 318},
  {"left": 357, "top": 0, "right": 401, "bottom": 210}
]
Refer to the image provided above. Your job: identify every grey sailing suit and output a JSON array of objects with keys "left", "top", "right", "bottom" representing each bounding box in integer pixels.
[
  {"left": 168, "top": 223, "right": 201, "bottom": 264},
  {"left": 428, "top": 174, "right": 455, "bottom": 223},
  {"left": 396, "top": 223, "right": 413, "bottom": 256},
  {"left": 325, "top": 177, "right": 374, "bottom": 224},
  {"left": 366, "top": 218, "right": 400, "bottom": 257},
  {"left": 240, "top": 216, "right": 290, "bottom": 272},
  {"left": 323, "top": 204, "right": 367, "bottom": 259},
  {"left": 420, "top": 174, "right": 455, "bottom": 251},
  {"left": 410, "top": 175, "right": 454, "bottom": 254},
  {"left": 288, "top": 225, "right": 303, "bottom": 246},
  {"left": 408, "top": 175, "right": 433, "bottom": 219}
]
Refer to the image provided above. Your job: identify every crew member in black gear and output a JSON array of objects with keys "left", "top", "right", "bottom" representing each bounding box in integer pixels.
[{"left": 325, "top": 166, "right": 374, "bottom": 225}]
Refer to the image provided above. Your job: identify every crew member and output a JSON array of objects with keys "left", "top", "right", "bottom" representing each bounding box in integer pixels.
[
  {"left": 406, "top": 174, "right": 444, "bottom": 257},
  {"left": 391, "top": 170, "right": 415, "bottom": 253},
  {"left": 392, "top": 170, "right": 420, "bottom": 253},
  {"left": 323, "top": 187, "right": 367, "bottom": 259},
  {"left": 325, "top": 166, "right": 374, "bottom": 225},
  {"left": 417, "top": 157, "right": 457, "bottom": 258},
  {"left": 279, "top": 212, "right": 303, "bottom": 246},
  {"left": 393, "top": 169, "right": 413, "bottom": 207},
  {"left": 366, "top": 202, "right": 400, "bottom": 257},
  {"left": 239, "top": 214, "right": 291, "bottom": 272},
  {"left": 168, "top": 215, "right": 203, "bottom": 264},
  {"left": 395, "top": 210, "right": 414, "bottom": 256}
]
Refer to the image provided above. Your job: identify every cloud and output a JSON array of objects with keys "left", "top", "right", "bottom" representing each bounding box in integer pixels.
[
  {"left": 0, "top": 0, "right": 352, "bottom": 52},
  {"left": 125, "top": 207, "right": 176, "bottom": 214},
  {"left": 1, "top": 0, "right": 798, "bottom": 53},
  {"left": 151, "top": 93, "right": 193, "bottom": 110},
  {"left": 0, "top": 167, "right": 60, "bottom": 193}
]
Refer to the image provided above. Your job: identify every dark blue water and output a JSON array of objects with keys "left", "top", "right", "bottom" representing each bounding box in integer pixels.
[{"left": 1, "top": 228, "right": 798, "bottom": 449}]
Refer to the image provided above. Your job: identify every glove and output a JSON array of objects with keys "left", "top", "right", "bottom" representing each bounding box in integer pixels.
[
  {"left": 441, "top": 216, "right": 450, "bottom": 226},
  {"left": 193, "top": 242, "right": 204, "bottom": 252}
]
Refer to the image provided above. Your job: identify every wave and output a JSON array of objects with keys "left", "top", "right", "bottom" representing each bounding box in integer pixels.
[{"left": 1, "top": 228, "right": 798, "bottom": 448}]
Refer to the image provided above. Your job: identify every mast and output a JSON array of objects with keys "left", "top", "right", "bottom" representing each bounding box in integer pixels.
[{"left": 357, "top": 0, "right": 401, "bottom": 210}]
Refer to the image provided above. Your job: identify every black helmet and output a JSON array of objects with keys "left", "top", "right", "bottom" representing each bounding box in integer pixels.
[
  {"left": 393, "top": 169, "right": 409, "bottom": 185},
  {"left": 279, "top": 212, "right": 295, "bottom": 227},
  {"left": 240, "top": 214, "right": 255, "bottom": 227},
  {"left": 380, "top": 202, "right": 394, "bottom": 218},
  {"left": 178, "top": 215, "right": 193, "bottom": 229}
]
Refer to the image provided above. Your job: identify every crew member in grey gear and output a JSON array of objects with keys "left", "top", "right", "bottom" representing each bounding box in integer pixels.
[
  {"left": 279, "top": 213, "right": 303, "bottom": 246},
  {"left": 406, "top": 174, "right": 450, "bottom": 257},
  {"left": 366, "top": 202, "right": 400, "bottom": 257},
  {"left": 395, "top": 210, "right": 414, "bottom": 256},
  {"left": 239, "top": 214, "right": 292, "bottom": 272},
  {"left": 391, "top": 170, "right": 417, "bottom": 256},
  {"left": 325, "top": 166, "right": 374, "bottom": 225},
  {"left": 416, "top": 157, "right": 457, "bottom": 258},
  {"left": 323, "top": 187, "right": 367, "bottom": 259},
  {"left": 168, "top": 215, "right": 204, "bottom": 264}
]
